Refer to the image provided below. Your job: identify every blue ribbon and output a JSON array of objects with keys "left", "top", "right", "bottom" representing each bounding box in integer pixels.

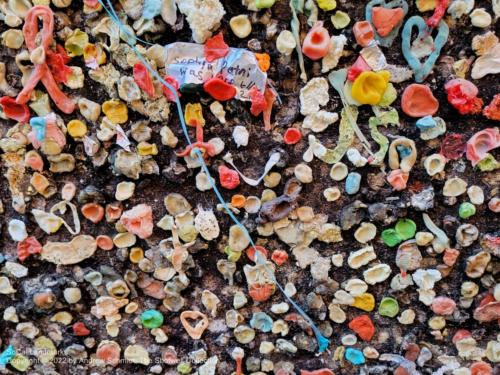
[{"left": 98, "top": 0, "right": 329, "bottom": 353}]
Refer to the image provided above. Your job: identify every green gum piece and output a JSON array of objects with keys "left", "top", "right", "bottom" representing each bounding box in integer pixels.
[
  {"left": 378, "top": 83, "right": 397, "bottom": 107},
  {"left": 318, "top": 106, "right": 356, "bottom": 164},
  {"left": 10, "top": 354, "right": 30, "bottom": 372},
  {"left": 379, "top": 297, "right": 399, "bottom": 317},
  {"left": 225, "top": 246, "right": 242, "bottom": 262},
  {"left": 305, "top": 0, "right": 318, "bottom": 26},
  {"left": 140, "top": 309, "right": 164, "bottom": 329},
  {"left": 459, "top": 202, "right": 476, "bottom": 219},
  {"left": 177, "top": 362, "right": 192, "bottom": 374},
  {"left": 317, "top": 0, "right": 337, "bottom": 11},
  {"left": 331, "top": 11, "right": 350, "bottom": 29},
  {"left": 395, "top": 219, "right": 416, "bottom": 240},
  {"left": 381, "top": 228, "right": 402, "bottom": 247},
  {"left": 65, "top": 29, "right": 89, "bottom": 57},
  {"left": 477, "top": 153, "right": 500, "bottom": 172},
  {"left": 368, "top": 107, "right": 399, "bottom": 166},
  {"left": 256, "top": 0, "right": 276, "bottom": 8}
]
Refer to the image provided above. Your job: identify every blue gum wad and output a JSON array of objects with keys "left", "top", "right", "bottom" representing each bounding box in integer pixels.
[
  {"left": 250, "top": 312, "right": 273, "bottom": 332},
  {"left": 345, "top": 348, "right": 365, "bottom": 365},
  {"left": 419, "top": 117, "right": 446, "bottom": 140},
  {"left": 346, "top": 172, "right": 362, "bottom": 195},
  {"left": 402, "top": 16, "right": 449, "bottom": 82},
  {"left": 0, "top": 345, "right": 15, "bottom": 367},
  {"left": 416, "top": 115, "right": 436, "bottom": 130},
  {"left": 29, "top": 117, "right": 47, "bottom": 141},
  {"left": 397, "top": 144, "right": 412, "bottom": 159}
]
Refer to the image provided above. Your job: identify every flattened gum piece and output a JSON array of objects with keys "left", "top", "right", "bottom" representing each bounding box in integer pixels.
[
  {"left": 401, "top": 84, "right": 439, "bottom": 117},
  {"left": 372, "top": 7, "right": 404, "bottom": 37},
  {"left": 353, "top": 21, "right": 374, "bottom": 47}
]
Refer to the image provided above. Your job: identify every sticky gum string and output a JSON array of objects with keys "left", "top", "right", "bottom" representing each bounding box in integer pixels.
[{"left": 98, "top": 0, "right": 330, "bottom": 354}]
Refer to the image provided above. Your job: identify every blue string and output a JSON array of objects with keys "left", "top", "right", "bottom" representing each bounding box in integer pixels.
[{"left": 98, "top": 0, "right": 329, "bottom": 353}]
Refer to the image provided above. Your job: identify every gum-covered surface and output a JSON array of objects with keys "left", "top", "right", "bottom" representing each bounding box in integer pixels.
[{"left": 0, "top": 0, "right": 499, "bottom": 374}]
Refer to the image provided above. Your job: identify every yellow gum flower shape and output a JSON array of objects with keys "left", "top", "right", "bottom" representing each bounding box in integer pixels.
[{"left": 352, "top": 70, "right": 391, "bottom": 105}]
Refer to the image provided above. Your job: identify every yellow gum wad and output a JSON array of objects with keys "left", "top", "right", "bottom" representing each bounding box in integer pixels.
[
  {"left": 184, "top": 103, "right": 205, "bottom": 127},
  {"left": 353, "top": 293, "right": 375, "bottom": 311},
  {"left": 352, "top": 70, "right": 391, "bottom": 105}
]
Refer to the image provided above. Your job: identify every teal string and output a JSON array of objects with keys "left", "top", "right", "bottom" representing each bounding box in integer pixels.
[{"left": 98, "top": 0, "right": 329, "bottom": 353}]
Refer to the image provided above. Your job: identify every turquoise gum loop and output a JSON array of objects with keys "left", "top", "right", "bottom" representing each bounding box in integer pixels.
[
  {"left": 401, "top": 16, "right": 449, "bottom": 83},
  {"left": 98, "top": 0, "right": 329, "bottom": 353}
]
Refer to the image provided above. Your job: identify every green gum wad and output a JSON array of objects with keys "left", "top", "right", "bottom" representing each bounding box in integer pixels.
[
  {"left": 331, "top": 11, "right": 350, "bottom": 29},
  {"left": 180, "top": 83, "right": 202, "bottom": 94},
  {"left": 290, "top": 0, "right": 307, "bottom": 82},
  {"left": 379, "top": 297, "right": 399, "bottom": 317},
  {"left": 318, "top": 106, "right": 356, "bottom": 164},
  {"left": 256, "top": 0, "right": 276, "bottom": 7},
  {"left": 477, "top": 153, "right": 500, "bottom": 172},
  {"left": 317, "top": 0, "right": 336, "bottom": 11},
  {"left": 65, "top": 29, "right": 89, "bottom": 57},
  {"left": 177, "top": 362, "right": 192, "bottom": 374},
  {"left": 381, "top": 228, "right": 402, "bottom": 247},
  {"left": 459, "top": 202, "right": 476, "bottom": 219},
  {"left": 225, "top": 246, "right": 242, "bottom": 262},
  {"left": 378, "top": 83, "right": 397, "bottom": 107},
  {"left": 10, "top": 354, "right": 30, "bottom": 372},
  {"left": 368, "top": 107, "right": 399, "bottom": 166},
  {"left": 395, "top": 219, "right": 416, "bottom": 240},
  {"left": 140, "top": 309, "right": 164, "bottom": 329}
]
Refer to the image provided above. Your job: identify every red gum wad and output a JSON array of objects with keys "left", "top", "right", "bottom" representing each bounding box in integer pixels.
[
  {"left": 302, "top": 21, "right": 330, "bottom": 60},
  {"left": 372, "top": 7, "right": 404, "bottom": 37}
]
